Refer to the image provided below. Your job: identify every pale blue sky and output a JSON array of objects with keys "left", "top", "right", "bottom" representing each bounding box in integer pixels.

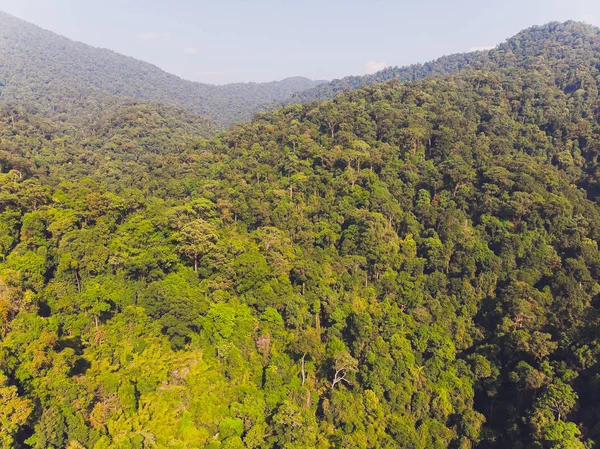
[{"left": 0, "top": 0, "right": 598, "bottom": 84}]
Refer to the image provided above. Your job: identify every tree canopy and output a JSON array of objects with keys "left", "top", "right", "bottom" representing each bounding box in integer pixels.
[{"left": 1, "top": 19, "right": 600, "bottom": 449}]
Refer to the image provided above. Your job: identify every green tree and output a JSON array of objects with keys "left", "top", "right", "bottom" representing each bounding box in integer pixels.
[{"left": 175, "top": 219, "right": 218, "bottom": 272}]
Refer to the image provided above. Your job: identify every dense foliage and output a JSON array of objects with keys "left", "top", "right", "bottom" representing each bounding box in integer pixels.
[
  {"left": 2, "top": 19, "right": 600, "bottom": 449},
  {"left": 0, "top": 101, "right": 213, "bottom": 196},
  {"left": 0, "top": 11, "right": 322, "bottom": 130},
  {"left": 285, "top": 51, "right": 488, "bottom": 106},
  {"left": 286, "top": 20, "right": 600, "bottom": 108}
]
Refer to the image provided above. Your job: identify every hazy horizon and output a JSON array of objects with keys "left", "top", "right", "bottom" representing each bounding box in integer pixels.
[{"left": 0, "top": 0, "right": 599, "bottom": 85}]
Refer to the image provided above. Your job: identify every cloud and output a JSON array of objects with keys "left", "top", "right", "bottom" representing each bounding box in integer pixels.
[
  {"left": 184, "top": 47, "right": 198, "bottom": 56},
  {"left": 134, "top": 32, "right": 170, "bottom": 41},
  {"left": 470, "top": 45, "right": 495, "bottom": 52},
  {"left": 197, "top": 71, "right": 225, "bottom": 76},
  {"left": 364, "top": 60, "right": 386, "bottom": 74}
]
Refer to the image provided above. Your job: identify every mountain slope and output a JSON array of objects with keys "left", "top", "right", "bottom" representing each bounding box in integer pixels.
[
  {"left": 288, "top": 20, "right": 600, "bottom": 105},
  {"left": 287, "top": 51, "right": 489, "bottom": 104},
  {"left": 2, "top": 20, "right": 600, "bottom": 449},
  {"left": 0, "top": 11, "right": 322, "bottom": 128}
]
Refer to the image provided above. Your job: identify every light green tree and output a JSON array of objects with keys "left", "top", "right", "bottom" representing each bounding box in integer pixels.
[{"left": 175, "top": 219, "right": 218, "bottom": 272}]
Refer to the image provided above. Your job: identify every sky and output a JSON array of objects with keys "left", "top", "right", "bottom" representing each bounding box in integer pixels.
[{"left": 0, "top": 0, "right": 598, "bottom": 85}]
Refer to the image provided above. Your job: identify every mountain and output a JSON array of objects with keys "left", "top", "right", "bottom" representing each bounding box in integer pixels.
[
  {"left": 0, "top": 11, "right": 322, "bottom": 129},
  {"left": 288, "top": 20, "right": 600, "bottom": 105},
  {"left": 3, "top": 20, "right": 600, "bottom": 449},
  {"left": 287, "top": 52, "right": 489, "bottom": 104}
]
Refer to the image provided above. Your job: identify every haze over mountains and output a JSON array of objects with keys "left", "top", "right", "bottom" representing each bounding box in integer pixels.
[
  {"left": 3, "top": 9, "right": 593, "bottom": 134},
  {"left": 0, "top": 9, "right": 505, "bottom": 132},
  {"left": 3, "top": 10, "right": 600, "bottom": 449},
  {"left": 0, "top": 10, "right": 322, "bottom": 129}
]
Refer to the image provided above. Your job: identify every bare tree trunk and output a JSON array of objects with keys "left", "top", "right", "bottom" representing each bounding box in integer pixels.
[
  {"left": 75, "top": 269, "right": 81, "bottom": 293},
  {"left": 301, "top": 354, "right": 306, "bottom": 386},
  {"left": 331, "top": 369, "right": 347, "bottom": 390}
]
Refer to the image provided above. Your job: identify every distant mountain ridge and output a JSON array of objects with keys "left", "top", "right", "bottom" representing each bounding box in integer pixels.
[
  {"left": 286, "top": 52, "right": 488, "bottom": 105},
  {"left": 2, "top": 10, "right": 598, "bottom": 136},
  {"left": 0, "top": 10, "right": 323, "bottom": 128},
  {"left": 286, "top": 20, "right": 600, "bottom": 105}
]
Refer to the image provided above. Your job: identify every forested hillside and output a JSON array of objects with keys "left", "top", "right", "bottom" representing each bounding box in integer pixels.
[
  {"left": 0, "top": 11, "right": 321, "bottom": 129},
  {"left": 286, "top": 52, "right": 488, "bottom": 105},
  {"left": 287, "top": 20, "right": 600, "bottom": 105},
  {"left": 2, "top": 20, "right": 600, "bottom": 449}
]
